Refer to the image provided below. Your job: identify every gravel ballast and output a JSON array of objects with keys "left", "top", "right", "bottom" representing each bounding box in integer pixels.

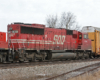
[{"left": 0, "top": 61, "right": 100, "bottom": 80}]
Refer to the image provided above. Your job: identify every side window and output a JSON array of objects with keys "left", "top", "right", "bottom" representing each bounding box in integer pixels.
[
  {"left": 21, "top": 26, "right": 33, "bottom": 34},
  {"left": 84, "top": 34, "right": 88, "bottom": 39},
  {"left": 33, "top": 28, "right": 44, "bottom": 35},
  {"left": 21, "top": 26, "right": 44, "bottom": 35},
  {"left": 66, "top": 30, "right": 73, "bottom": 35}
]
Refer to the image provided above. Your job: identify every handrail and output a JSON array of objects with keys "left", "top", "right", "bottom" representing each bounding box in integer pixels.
[
  {"left": 23, "top": 40, "right": 25, "bottom": 49},
  {"left": 8, "top": 39, "right": 14, "bottom": 52},
  {"left": 11, "top": 41, "right": 14, "bottom": 51},
  {"left": 16, "top": 40, "right": 21, "bottom": 49}
]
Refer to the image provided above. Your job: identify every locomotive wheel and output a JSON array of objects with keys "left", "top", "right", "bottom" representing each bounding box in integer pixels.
[
  {"left": 0, "top": 58, "right": 2, "bottom": 63},
  {"left": 2, "top": 53, "right": 7, "bottom": 63},
  {"left": 46, "top": 51, "right": 52, "bottom": 61},
  {"left": 84, "top": 53, "right": 89, "bottom": 59},
  {"left": 33, "top": 53, "right": 37, "bottom": 62},
  {"left": 82, "top": 53, "right": 85, "bottom": 60},
  {"left": 0, "top": 54, "right": 3, "bottom": 63},
  {"left": 89, "top": 53, "right": 94, "bottom": 59},
  {"left": 14, "top": 52, "right": 19, "bottom": 61},
  {"left": 29, "top": 59, "right": 32, "bottom": 62},
  {"left": 19, "top": 60, "right": 24, "bottom": 63},
  {"left": 18, "top": 49, "right": 26, "bottom": 62},
  {"left": 76, "top": 53, "right": 79, "bottom": 60},
  {"left": 33, "top": 57, "right": 37, "bottom": 62},
  {"left": 82, "top": 56, "right": 85, "bottom": 60},
  {"left": 39, "top": 58, "right": 43, "bottom": 62},
  {"left": 87, "top": 53, "right": 89, "bottom": 59}
]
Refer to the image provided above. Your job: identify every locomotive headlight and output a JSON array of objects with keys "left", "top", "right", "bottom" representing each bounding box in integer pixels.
[
  {"left": 8, "top": 30, "right": 18, "bottom": 33},
  {"left": 9, "top": 27, "right": 12, "bottom": 30},
  {"left": 14, "top": 30, "right": 18, "bottom": 33},
  {"left": 12, "top": 31, "right": 15, "bottom": 33},
  {"left": 8, "top": 31, "right": 11, "bottom": 33},
  {"left": 12, "top": 30, "right": 18, "bottom": 33}
]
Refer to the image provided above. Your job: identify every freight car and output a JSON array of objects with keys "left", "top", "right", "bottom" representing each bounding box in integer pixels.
[
  {"left": 82, "top": 26, "right": 100, "bottom": 57},
  {"left": 6, "top": 23, "right": 92, "bottom": 62},
  {"left": 0, "top": 32, "right": 10, "bottom": 62}
]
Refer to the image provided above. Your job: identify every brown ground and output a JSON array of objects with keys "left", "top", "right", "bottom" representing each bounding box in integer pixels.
[{"left": 68, "top": 70, "right": 100, "bottom": 80}]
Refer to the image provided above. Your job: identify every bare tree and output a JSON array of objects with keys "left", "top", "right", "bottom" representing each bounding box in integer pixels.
[
  {"left": 73, "top": 23, "right": 81, "bottom": 31},
  {"left": 60, "top": 12, "right": 76, "bottom": 29},
  {"left": 46, "top": 15, "right": 58, "bottom": 28},
  {"left": 46, "top": 12, "right": 81, "bottom": 30}
]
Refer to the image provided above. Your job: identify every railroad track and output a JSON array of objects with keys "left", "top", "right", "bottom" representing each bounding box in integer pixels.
[
  {"left": 46, "top": 61, "right": 100, "bottom": 80},
  {"left": 0, "top": 58, "right": 100, "bottom": 69}
]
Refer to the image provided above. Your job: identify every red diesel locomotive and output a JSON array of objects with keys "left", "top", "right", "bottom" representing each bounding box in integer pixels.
[{"left": 0, "top": 23, "right": 92, "bottom": 62}]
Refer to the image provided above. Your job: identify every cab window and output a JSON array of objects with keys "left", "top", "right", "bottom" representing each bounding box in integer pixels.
[
  {"left": 79, "top": 34, "right": 82, "bottom": 39},
  {"left": 84, "top": 34, "right": 88, "bottom": 39}
]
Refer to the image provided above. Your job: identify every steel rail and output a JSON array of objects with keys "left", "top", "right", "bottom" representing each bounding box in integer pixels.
[
  {"left": 46, "top": 62, "right": 100, "bottom": 80},
  {"left": 0, "top": 58, "right": 99, "bottom": 69}
]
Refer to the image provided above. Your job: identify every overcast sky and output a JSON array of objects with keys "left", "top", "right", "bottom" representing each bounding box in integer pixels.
[{"left": 0, "top": 0, "right": 100, "bottom": 32}]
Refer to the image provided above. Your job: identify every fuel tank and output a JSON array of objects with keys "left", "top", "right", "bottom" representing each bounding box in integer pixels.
[{"left": 52, "top": 52, "right": 76, "bottom": 59}]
